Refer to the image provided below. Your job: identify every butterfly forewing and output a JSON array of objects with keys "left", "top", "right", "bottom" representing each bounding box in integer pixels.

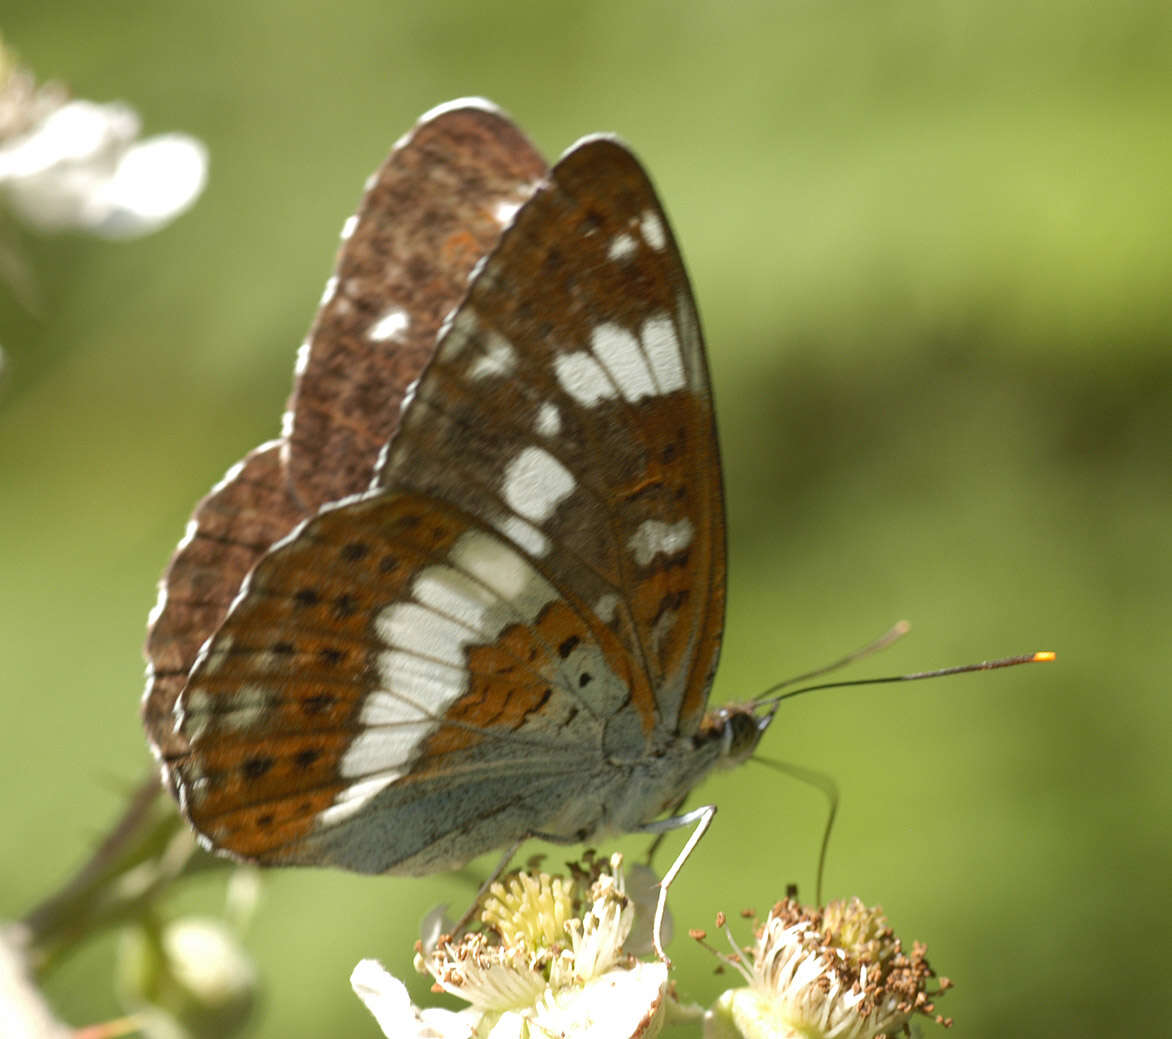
[
  {"left": 285, "top": 102, "right": 547, "bottom": 511},
  {"left": 172, "top": 131, "right": 728, "bottom": 875},
  {"left": 143, "top": 102, "right": 546, "bottom": 764},
  {"left": 380, "top": 137, "right": 726, "bottom": 736}
]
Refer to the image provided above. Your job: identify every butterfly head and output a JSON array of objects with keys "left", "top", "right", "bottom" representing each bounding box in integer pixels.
[{"left": 705, "top": 701, "right": 777, "bottom": 771}]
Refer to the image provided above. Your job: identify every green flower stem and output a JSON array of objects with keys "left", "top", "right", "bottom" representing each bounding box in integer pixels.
[{"left": 20, "top": 774, "right": 223, "bottom": 971}]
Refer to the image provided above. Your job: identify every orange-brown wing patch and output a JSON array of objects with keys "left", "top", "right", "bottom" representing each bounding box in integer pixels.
[
  {"left": 418, "top": 595, "right": 655, "bottom": 770},
  {"left": 174, "top": 492, "right": 469, "bottom": 859}
]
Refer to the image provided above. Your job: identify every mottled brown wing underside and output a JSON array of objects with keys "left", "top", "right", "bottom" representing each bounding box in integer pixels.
[
  {"left": 285, "top": 104, "right": 548, "bottom": 511},
  {"left": 142, "top": 103, "right": 547, "bottom": 762}
]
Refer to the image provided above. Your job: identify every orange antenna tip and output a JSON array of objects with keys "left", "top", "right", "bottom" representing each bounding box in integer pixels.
[{"left": 1032, "top": 651, "right": 1056, "bottom": 662}]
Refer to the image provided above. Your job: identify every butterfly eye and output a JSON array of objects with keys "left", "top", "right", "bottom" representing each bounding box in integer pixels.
[{"left": 713, "top": 707, "right": 765, "bottom": 765}]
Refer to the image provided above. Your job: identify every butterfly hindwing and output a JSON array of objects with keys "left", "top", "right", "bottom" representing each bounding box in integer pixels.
[{"left": 176, "top": 492, "right": 615, "bottom": 870}]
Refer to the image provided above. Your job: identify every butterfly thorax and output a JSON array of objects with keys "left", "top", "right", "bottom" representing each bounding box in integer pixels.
[
  {"left": 584, "top": 704, "right": 768, "bottom": 836},
  {"left": 545, "top": 726, "right": 728, "bottom": 840}
]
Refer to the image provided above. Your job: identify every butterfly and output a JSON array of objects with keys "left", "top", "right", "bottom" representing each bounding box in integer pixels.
[{"left": 142, "top": 99, "right": 770, "bottom": 945}]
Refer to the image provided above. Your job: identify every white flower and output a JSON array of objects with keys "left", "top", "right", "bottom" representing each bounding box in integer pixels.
[
  {"left": 0, "top": 62, "right": 207, "bottom": 238},
  {"left": 351, "top": 959, "right": 478, "bottom": 1039},
  {"left": 702, "top": 898, "right": 952, "bottom": 1039},
  {"left": 353, "top": 856, "right": 668, "bottom": 1039}
]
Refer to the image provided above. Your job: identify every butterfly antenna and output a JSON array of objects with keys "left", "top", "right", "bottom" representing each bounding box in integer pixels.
[
  {"left": 752, "top": 756, "right": 838, "bottom": 904},
  {"left": 753, "top": 620, "right": 911, "bottom": 705},
  {"left": 758, "top": 649, "right": 1056, "bottom": 718},
  {"left": 748, "top": 647, "right": 1054, "bottom": 904}
]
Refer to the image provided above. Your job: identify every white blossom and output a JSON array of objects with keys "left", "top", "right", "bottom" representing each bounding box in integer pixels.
[
  {"left": 703, "top": 898, "right": 952, "bottom": 1039},
  {"left": 0, "top": 80, "right": 207, "bottom": 238},
  {"left": 353, "top": 856, "right": 668, "bottom": 1039}
]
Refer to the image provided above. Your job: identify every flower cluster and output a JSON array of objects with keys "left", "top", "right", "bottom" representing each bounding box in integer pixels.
[
  {"left": 0, "top": 35, "right": 206, "bottom": 240},
  {"left": 703, "top": 897, "right": 951, "bottom": 1039},
  {"left": 352, "top": 858, "right": 951, "bottom": 1039},
  {"left": 352, "top": 855, "right": 668, "bottom": 1039}
]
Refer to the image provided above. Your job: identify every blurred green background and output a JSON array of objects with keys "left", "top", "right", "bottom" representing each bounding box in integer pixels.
[{"left": 1, "top": 1, "right": 1169, "bottom": 1036}]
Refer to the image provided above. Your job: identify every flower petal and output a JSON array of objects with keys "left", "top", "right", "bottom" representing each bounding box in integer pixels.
[
  {"left": 536, "top": 961, "right": 668, "bottom": 1038},
  {"left": 351, "top": 959, "right": 477, "bottom": 1039},
  {"left": 0, "top": 98, "right": 206, "bottom": 237}
]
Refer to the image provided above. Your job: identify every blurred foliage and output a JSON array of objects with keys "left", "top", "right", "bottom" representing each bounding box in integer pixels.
[{"left": 0, "top": 1, "right": 1168, "bottom": 1036}]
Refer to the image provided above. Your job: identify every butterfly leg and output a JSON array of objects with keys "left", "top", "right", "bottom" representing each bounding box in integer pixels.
[
  {"left": 644, "top": 792, "right": 690, "bottom": 864},
  {"left": 635, "top": 803, "right": 717, "bottom": 963}
]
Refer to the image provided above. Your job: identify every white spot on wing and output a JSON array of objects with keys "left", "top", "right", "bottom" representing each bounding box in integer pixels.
[
  {"left": 555, "top": 352, "right": 617, "bottom": 408},
  {"left": 468, "top": 330, "right": 516, "bottom": 380},
  {"left": 340, "top": 214, "right": 358, "bottom": 240},
  {"left": 502, "top": 446, "right": 575, "bottom": 523},
  {"left": 607, "top": 232, "right": 638, "bottom": 262},
  {"left": 595, "top": 593, "right": 621, "bottom": 623},
  {"left": 640, "top": 210, "right": 667, "bottom": 251},
  {"left": 375, "top": 602, "right": 471, "bottom": 667},
  {"left": 377, "top": 650, "right": 466, "bottom": 714},
  {"left": 369, "top": 307, "right": 409, "bottom": 342},
  {"left": 450, "top": 531, "right": 530, "bottom": 598},
  {"left": 221, "top": 683, "right": 272, "bottom": 730},
  {"left": 182, "top": 687, "right": 212, "bottom": 741},
  {"left": 340, "top": 686, "right": 446, "bottom": 777},
  {"left": 361, "top": 687, "right": 434, "bottom": 726},
  {"left": 452, "top": 531, "right": 553, "bottom": 604},
  {"left": 628, "top": 517, "right": 695, "bottom": 567},
  {"left": 495, "top": 514, "right": 550, "bottom": 557},
  {"left": 449, "top": 530, "right": 556, "bottom": 611},
  {"left": 640, "top": 314, "right": 686, "bottom": 393},
  {"left": 365, "top": 535, "right": 557, "bottom": 735},
  {"left": 536, "top": 401, "right": 561, "bottom": 437},
  {"left": 338, "top": 729, "right": 425, "bottom": 779},
  {"left": 247, "top": 647, "right": 283, "bottom": 674},
  {"left": 493, "top": 199, "right": 521, "bottom": 226},
  {"left": 200, "top": 634, "right": 235, "bottom": 675},
  {"left": 591, "top": 323, "right": 656, "bottom": 402},
  {"left": 650, "top": 607, "right": 679, "bottom": 656},
  {"left": 319, "top": 773, "right": 398, "bottom": 826},
  {"left": 181, "top": 680, "right": 272, "bottom": 742},
  {"left": 413, "top": 565, "right": 503, "bottom": 638}
]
